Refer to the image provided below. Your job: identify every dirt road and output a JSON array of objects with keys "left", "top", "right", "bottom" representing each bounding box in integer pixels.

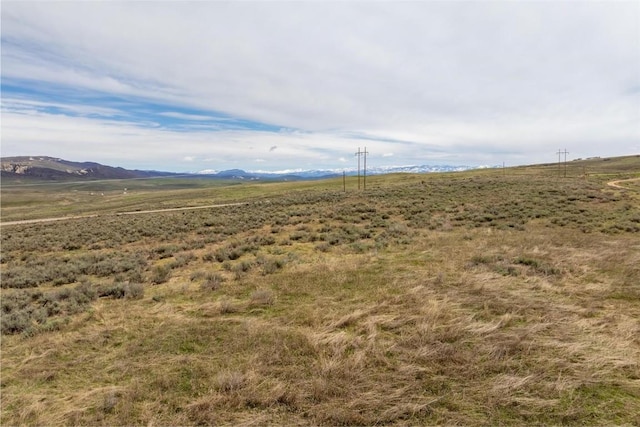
[
  {"left": 0, "top": 202, "right": 248, "bottom": 227},
  {"left": 607, "top": 177, "right": 640, "bottom": 189}
]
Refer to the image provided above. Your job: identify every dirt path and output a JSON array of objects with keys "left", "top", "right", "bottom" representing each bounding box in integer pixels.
[
  {"left": 0, "top": 202, "right": 248, "bottom": 227},
  {"left": 607, "top": 177, "right": 640, "bottom": 189},
  {"left": 0, "top": 214, "right": 100, "bottom": 226}
]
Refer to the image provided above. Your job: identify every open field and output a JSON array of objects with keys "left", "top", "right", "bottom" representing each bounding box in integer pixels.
[{"left": 1, "top": 156, "right": 639, "bottom": 425}]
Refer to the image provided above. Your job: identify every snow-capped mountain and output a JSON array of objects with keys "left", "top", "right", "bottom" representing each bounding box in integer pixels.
[{"left": 196, "top": 164, "right": 497, "bottom": 180}]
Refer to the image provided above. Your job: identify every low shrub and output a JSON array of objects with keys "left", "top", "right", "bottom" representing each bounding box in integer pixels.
[
  {"left": 1, "top": 282, "right": 99, "bottom": 335},
  {"left": 200, "top": 273, "right": 225, "bottom": 291},
  {"left": 315, "top": 242, "right": 331, "bottom": 252},
  {"left": 98, "top": 283, "right": 126, "bottom": 299},
  {"left": 249, "top": 289, "right": 275, "bottom": 307},
  {"left": 169, "top": 252, "right": 197, "bottom": 269},
  {"left": 125, "top": 283, "right": 145, "bottom": 299},
  {"left": 151, "top": 265, "right": 171, "bottom": 284},
  {"left": 258, "top": 256, "right": 286, "bottom": 275}
]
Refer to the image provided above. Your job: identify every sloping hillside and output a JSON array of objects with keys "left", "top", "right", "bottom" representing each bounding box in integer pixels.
[{"left": 1, "top": 156, "right": 172, "bottom": 182}]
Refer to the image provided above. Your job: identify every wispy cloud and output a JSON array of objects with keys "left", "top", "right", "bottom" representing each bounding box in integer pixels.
[
  {"left": 2, "top": 97, "right": 123, "bottom": 119},
  {"left": 1, "top": 1, "right": 638, "bottom": 171},
  {"left": 159, "top": 112, "right": 216, "bottom": 121}
]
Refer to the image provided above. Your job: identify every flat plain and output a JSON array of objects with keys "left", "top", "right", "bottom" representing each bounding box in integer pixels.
[{"left": 1, "top": 156, "right": 639, "bottom": 425}]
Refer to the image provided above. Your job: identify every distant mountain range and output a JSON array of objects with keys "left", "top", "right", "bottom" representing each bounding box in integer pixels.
[
  {"left": 1, "top": 156, "right": 175, "bottom": 181},
  {"left": 0, "top": 156, "right": 495, "bottom": 183},
  {"left": 195, "top": 164, "right": 492, "bottom": 180}
]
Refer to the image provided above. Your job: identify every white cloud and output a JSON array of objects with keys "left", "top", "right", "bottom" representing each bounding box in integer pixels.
[{"left": 1, "top": 1, "right": 638, "bottom": 171}]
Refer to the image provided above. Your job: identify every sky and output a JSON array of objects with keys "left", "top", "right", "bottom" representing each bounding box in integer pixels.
[{"left": 1, "top": 1, "right": 639, "bottom": 173}]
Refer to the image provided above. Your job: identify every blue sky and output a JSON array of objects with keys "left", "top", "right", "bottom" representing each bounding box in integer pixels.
[{"left": 2, "top": 1, "right": 639, "bottom": 173}]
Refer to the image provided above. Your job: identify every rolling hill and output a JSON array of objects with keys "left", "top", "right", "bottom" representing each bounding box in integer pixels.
[{"left": 0, "top": 156, "right": 175, "bottom": 182}]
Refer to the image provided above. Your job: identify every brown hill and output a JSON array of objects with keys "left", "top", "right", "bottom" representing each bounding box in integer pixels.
[{"left": 0, "top": 156, "right": 173, "bottom": 182}]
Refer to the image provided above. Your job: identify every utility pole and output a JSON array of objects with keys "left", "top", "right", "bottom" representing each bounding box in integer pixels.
[
  {"left": 363, "top": 147, "right": 369, "bottom": 190},
  {"left": 556, "top": 149, "right": 569, "bottom": 178},
  {"left": 355, "top": 147, "right": 364, "bottom": 190}
]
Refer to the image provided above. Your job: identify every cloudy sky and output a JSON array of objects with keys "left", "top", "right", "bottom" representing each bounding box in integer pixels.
[{"left": 2, "top": 1, "right": 639, "bottom": 173}]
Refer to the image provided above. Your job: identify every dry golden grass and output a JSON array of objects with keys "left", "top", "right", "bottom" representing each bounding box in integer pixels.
[{"left": 2, "top": 158, "right": 639, "bottom": 425}]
